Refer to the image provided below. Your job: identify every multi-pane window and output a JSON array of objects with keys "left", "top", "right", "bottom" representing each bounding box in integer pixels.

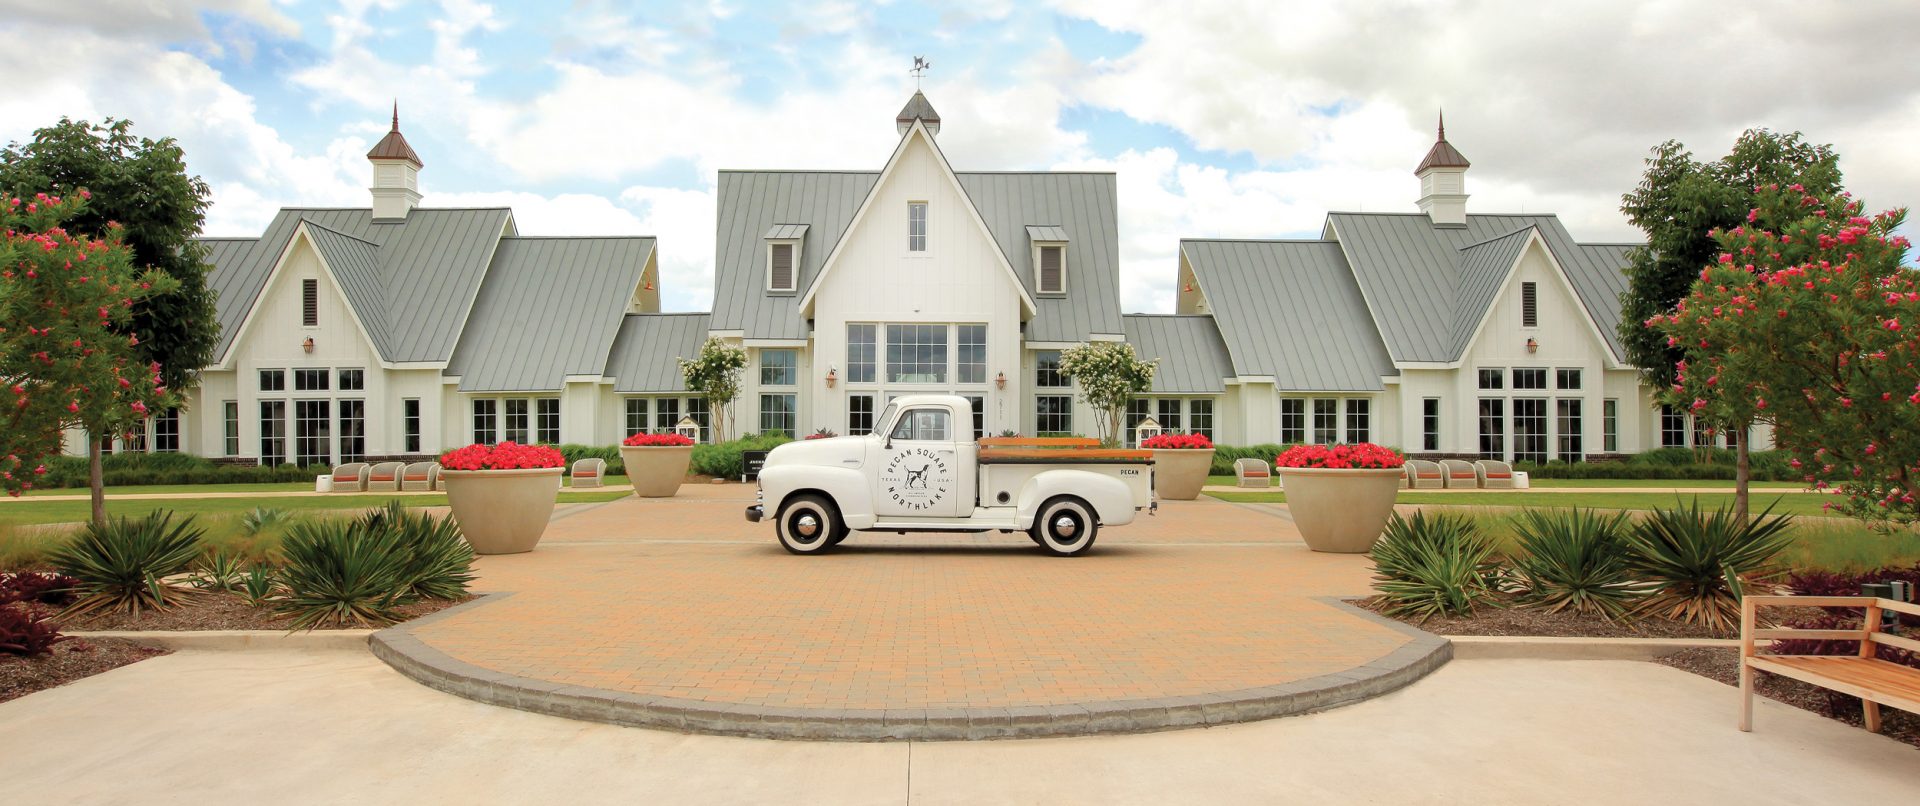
[
  {"left": 1693, "top": 417, "right": 1712, "bottom": 449},
  {"left": 1036, "top": 350, "right": 1068, "bottom": 388},
  {"left": 152, "top": 408, "right": 181, "bottom": 453},
  {"left": 760, "top": 394, "right": 796, "bottom": 437},
  {"left": 1513, "top": 399, "right": 1548, "bottom": 464},
  {"left": 964, "top": 395, "right": 985, "bottom": 440},
  {"left": 294, "top": 400, "right": 331, "bottom": 466},
  {"left": 1555, "top": 368, "right": 1581, "bottom": 390},
  {"left": 1477, "top": 369, "right": 1503, "bottom": 390},
  {"left": 1556, "top": 399, "right": 1583, "bottom": 462},
  {"left": 886, "top": 324, "right": 947, "bottom": 383},
  {"left": 260, "top": 369, "right": 285, "bottom": 391},
  {"left": 1189, "top": 400, "right": 1214, "bottom": 440},
  {"left": 125, "top": 425, "right": 147, "bottom": 453},
  {"left": 1521, "top": 281, "right": 1538, "bottom": 328},
  {"left": 760, "top": 349, "right": 797, "bottom": 386},
  {"left": 624, "top": 398, "right": 649, "bottom": 437},
  {"left": 504, "top": 399, "right": 530, "bottom": 444},
  {"left": 654, "top": 398, "right": 680, "bottom": 433},
  {"left": 536, "top": 398, "right": 561, "bottom": 444},
  {"left": 302, "top": 278, "right": 318, "bottom": 327},
  {"left": 338, "top": 400, "right": 366, "bottom": 463},
  {"left": 1602, "top": 399, "right": 1618, "bottom": 453},
  {"left": 846, "top": 324, "right": 877, "bottom": 383},
  {"left": 260, "top": 401, "right": 286, "bottom": 466},
  {"left": 907, "top": 202, "right": 927, "bottom": 252},
  {"left": 1478, "top": 399, "right": 1505, "bottom": 459},
  {"left": 1512, "top": 368, "right": 1547, "bottom": 390},
  {"left": 294, "top": 368, "right": 329, "bottom": 391},
  {"left": 1281, "top": 398, "right": 1306, "bottom": 443},
  {"left": 404, "top": 399, "right": 422, "bottom": 453},
  {"left": 957, "top": 325, "right": 987, "bottom": 384},
  {"left": 1311, "top": 399, "right": 1340, "bottom": 444},
  {"left": 472, "top": 399, "right": 498, "bottom": 445},
  {"left": 1345, "top": 399, "right": 1370, "bottom": 444},
  {"left": 1036, "top": 395, "right": 1073, "bottom": 435},
  {"left": 1422, "top": 398, "right": 1440, "bottom": 452},
  {"left": 687, "top": 398, "right": 711, "bottom": 443},
  {"left": 1660, "top": 404, "right": 1687, "bottom": 448},
  {"left": 223, "top": 401, "right": 240, "bottom": 457},
  {"left": 848, "top": 394, "right": 876, "bottom": 436},
  {"left": 1125, "top": 399, "right": 1151, "bottom": 446},
  {"left": 338, "top": 369, "right": 365, "bottom": 391},
  {"left": 1157, "top": 399, "right": 1183, "bottom": 433}
]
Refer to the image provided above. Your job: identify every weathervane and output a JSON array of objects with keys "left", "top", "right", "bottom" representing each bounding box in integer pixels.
[{"left": 910, "top": 56, "right": 932, "bottom": 89}]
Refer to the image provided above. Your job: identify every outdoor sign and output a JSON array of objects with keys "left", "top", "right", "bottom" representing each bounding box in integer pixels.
[{"left": 741, "top": 450, "right": 770, "bottom": 482}]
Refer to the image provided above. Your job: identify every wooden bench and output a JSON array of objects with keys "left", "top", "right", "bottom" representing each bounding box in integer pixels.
[{"left": 1740, "top": 595, "right": 1920, "bottom": 733}]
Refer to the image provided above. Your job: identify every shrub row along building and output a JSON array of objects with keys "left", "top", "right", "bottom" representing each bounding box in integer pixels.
[{"left": 96, "top": 94, "right": 1754, "bottom": 465}]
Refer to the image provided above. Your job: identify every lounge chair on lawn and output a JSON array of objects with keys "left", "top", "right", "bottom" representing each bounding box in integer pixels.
[
  {"left": 1477, "top": 460, "right": 1517, "bottom": 489},
  {"left": 1439, "top": 459, "right": 1479, "bottom": 489},
  {"left": 329, "top": 462, "right": 370, "bottom": 493},
  {"left": 1235, "top": 457, "right": 1272, "bottom": 488},
  {"left": 401, "top": 462, "right": 438, "bottom": 492},
  {"left": 571, "top": 457, "right": 607, "bottom": 488},
  {"left": 1407, "top": 459, "right": 1445, "bottom": 489},
  {"left": 366, "top": 461, "right": 404, "bottom": 492}
]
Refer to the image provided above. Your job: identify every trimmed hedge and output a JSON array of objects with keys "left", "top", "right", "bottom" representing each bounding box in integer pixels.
[
  {"left": 1518, "top": 448, "right": 1798, "bottom": 481},
  {"left": 39, "top": 453, "right": 325, "bottom": 489},
  {"left": 1207, "top": 444, "right": 1297, "bottom": 476},
  {"left": 557, "top": 444, "right": 625, "bottom": 476},
  {"left": 691, "top": 433, "right": 794, "bottom": 479}
]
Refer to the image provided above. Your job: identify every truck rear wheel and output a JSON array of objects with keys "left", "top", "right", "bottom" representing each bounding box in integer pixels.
[
  {"left": 776, "top": 494, "right": 840, "bottom": 555},
  {"left": 1031, "top": 496, "right": 1098, "bottom": 557}
]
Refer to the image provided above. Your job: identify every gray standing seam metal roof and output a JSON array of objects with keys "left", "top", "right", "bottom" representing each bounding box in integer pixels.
[
  {"left": 763, "top": 224, "right": 810, "bottom": 240},
  {"left": 201, "top": 207, "right": 513, "bottom": 364},
  {"left": 1448, "top": 227, "right": 1535, "bottom": 356},
  {"left": 605, "top": 313, "right": 712, "bottom": 393},
  {"left": 445, "top": 237, "right": 655, "bottom": 392},
  {"left": 710, "top": 169, "right": 1123, "bottom": 342},
  {"left": 1180, "top": 240, "right": 1397, "bottom": 392},
  {"left": 1025, "top": 225, "right": 1069, "bottom": 242},
  {"left": 302, "top": 222, "right": 394, "bottom": 358},
  {"left": 1121, "top": 314, "right": 1234, "bottom": 393},
  {"left": 1324, "top": 213, "right": 1633, "bottom": 364}
]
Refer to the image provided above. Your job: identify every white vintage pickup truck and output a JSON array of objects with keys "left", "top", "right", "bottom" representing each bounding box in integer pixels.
[{"left": 744, "top": 395, "right": 1155, "bottom": 556}]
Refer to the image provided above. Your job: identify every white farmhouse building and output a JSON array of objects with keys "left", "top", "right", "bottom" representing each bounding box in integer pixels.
[{"left": 112, "top": 94, "right": 1744, "bottom": 467}]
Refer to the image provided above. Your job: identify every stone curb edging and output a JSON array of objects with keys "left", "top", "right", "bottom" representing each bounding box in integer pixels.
[
  {"left": 1448, "top": 635, "right": 1738, "bottom": 661},
  {"left": 368, "top": 593, "right": 1452, "bottom": 742},
  {"left": 67, "top": 629, "right": 373, "bottom": 651}
]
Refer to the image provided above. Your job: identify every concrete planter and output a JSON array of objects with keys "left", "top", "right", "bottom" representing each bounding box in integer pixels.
[
  {"left": 620, "top": 445, "right": 694, "bottom": 497},
  {"left": 1150, "top": 448, "right": 1214, "bottom": 500},
  {"left": 438, "top": 467, "right": 562, "bottom": 554},
  {"left": 1275, "top": 466, "right": 1404, "bottom": 554}
]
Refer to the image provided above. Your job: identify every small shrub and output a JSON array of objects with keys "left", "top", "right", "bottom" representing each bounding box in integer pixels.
[
  {"left": 691, "top": 433, "right": 794, "bottom": 478},
  {"left": 276, "top": 519, "right": 408, "bottom": 630},
  {"left": 0, "top": 572, "right": 79, "bottom": 607},
  {"left": 361, "top": 502, "right": 475, "bottom": 601},
  {"left": 188, "top": 552, "right": 246, "bottom": 592},
  {"left": 50, "top": 511, "right": 206, "bottom": 619},
  {"left": 240, "top": 565, "right": 278, "bottom": 608},
  {"left": 1209, "top": 444, "right": 1295, "bottom": 476},
  {"left": 559, "top": 444, "right": 624, "bottom": 476},
  {"left": 1622, "top": 499, "right": 1795, "bottom": 630},
  {"left": 1784, "top": 563, "right": 1920, "bottom": 597},
  {"left": 1510, "top": 508, "right": 1639, "bottom": 620},
  {"left": 0, "top": 603, "right": 69, "bottom": 657},
  {"left": 1370, "top": 511, "right": 1501, "bottom": 622},
  {"left": 240, "top": 507, "right": 295, "bottom": 537}
]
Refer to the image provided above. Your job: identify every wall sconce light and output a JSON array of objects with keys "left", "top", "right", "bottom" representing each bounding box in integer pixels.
[
  {"left": 825, "top": 366, "right": 837, "bottom": 388},
  {"left": 1525, "top": 337, "right": 1539, "bottom": 354},
  {"left": 1183, "top": 282, "right": 1194, "bottom": 293},
  {"left": 644, "top": 279, "right": 655, "bottom": 291},
  {"left": 995, "top": 371, "right": 1007, "bottom": 390},
  {"left": 302, "top": 336, "right": 315, "bottom": 354}
]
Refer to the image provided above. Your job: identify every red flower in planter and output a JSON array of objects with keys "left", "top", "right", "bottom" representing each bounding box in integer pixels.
[
  {"left": 440, "top": 441, "right": 566, "bottom": 470},
  {"left": 1275, "top": 443, "right": 1405, "bottom": 470},
  {"left": 1140, "top": 432, "right": 1213, "bottom": 450},
  {"left": 622, "top": 432, "right": 695, "bottom": 447}
]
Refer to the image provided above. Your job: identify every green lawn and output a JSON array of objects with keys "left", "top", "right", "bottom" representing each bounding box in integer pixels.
[
  {"left": 22, "top": 475, "right": 633, "bottom": 498},
  {"left": 1203, "top": 474, "right": 1803, "bottom": 490},
  {"left": 0, "top": 489, "right": 632, "bottom": 527},
  {"left": 1205, "top": 489, "right": 1836, "bottom": 517}
]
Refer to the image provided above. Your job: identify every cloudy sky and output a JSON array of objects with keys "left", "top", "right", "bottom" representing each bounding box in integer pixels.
[{"left": 3, "top": 0, "right": 1916, "bottom": 313}]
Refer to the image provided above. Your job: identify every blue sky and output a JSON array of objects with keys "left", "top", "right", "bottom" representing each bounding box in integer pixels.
[{"left": 2, "top": 0, "right": 1915, "bottom": 313}]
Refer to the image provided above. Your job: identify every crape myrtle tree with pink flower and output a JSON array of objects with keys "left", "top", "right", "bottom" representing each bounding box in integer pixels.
[
  {"left": 1652, "top": 183, "right": 1918, "bottom": 524},
  {"left": 1, "top": 192, "right": 177, "bottom": 520}
]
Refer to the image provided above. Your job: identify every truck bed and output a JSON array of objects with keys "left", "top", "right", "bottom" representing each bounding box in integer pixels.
[{"left": 975, "top": 436, "right": 1153, "bottom": 465}]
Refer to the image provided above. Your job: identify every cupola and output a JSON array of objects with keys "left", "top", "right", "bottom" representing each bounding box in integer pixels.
[
  {"left": 896, "top": 91, "right": 941, "bottom": 137},
  {"left": 367, "top": 102, "right": 423, "bottom": 220},
  {"left": 1415, "top": 111, "right": 1470, "bottom": 227}
]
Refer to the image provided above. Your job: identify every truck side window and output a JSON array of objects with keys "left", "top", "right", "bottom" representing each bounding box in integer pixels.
[{"left": 888, "top": 409, "right": 949, "bottom": 441}]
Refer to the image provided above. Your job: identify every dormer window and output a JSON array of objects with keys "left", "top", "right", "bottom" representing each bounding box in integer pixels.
[
  {"left": 763, "top": 224, "right": 808, "bottom": 293},
  {"left": 908, "top": 202, "right": 928, "bottom": 252},
  {"left": 1026, "top": 226, "right": 1069, "bottom": 295}
]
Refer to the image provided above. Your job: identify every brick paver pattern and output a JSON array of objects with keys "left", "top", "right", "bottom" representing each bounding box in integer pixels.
[{"left": 409, "top": 492, "right": 1409, "bottom": 710}]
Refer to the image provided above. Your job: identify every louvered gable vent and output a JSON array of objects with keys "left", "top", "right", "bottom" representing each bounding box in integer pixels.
[
  {"left": 1039, "top": 245, "right": 1063, "bottom": 294},
  {"left": 769, "top": 243, "right": 794, "bottom": 291}
]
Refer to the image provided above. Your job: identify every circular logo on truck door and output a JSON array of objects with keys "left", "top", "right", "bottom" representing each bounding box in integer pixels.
[{"left": 880, "top": 448, "right": 954, "bottom": 511}]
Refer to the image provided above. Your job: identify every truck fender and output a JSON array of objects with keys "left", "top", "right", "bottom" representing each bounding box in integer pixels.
[
  {"left": 759, "top": 465, "right": 877, "bottom": 530},
  {"left": 1015, "top": 470, "right": 1137, "bottom": 530}
]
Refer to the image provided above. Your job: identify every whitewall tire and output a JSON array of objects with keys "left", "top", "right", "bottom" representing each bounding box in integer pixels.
[
  {"left": 776, "top": 494, "right": 840, "bottom": 555},
  {"left": 1031, "top": 497, "right": 1098, "bottom": 557}
]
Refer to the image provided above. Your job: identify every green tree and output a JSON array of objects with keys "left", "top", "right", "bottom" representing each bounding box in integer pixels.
[
  {"left": 678, "top": 338, "right": 748, "bottom": 442},
  {"left": 1, "top": 191, "right": 178, "bottom": 510},
  {"left": 1056, "top": 341, "right": 1157, "bottom": 447}
]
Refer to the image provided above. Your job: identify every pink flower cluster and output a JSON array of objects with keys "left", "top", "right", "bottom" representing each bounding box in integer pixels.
[
  {"left": 622, "top": 432, "right": 694, "bottom": 447},
  {"left": 1140, "top": 432, "right": 1213, "bottom": 450},
  {"left": 1274, "top": 443, "right": 1405, "bottom": 470},
  {"left": 439, "top": 441, "right": 565, "bottom": 470}
]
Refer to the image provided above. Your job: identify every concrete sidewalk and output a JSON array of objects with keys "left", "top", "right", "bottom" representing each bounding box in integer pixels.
[{"left": 2, "top": 650, "right": 1910, "bottom": 804}]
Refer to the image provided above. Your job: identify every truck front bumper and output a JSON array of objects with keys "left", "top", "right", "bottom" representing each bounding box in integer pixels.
[{"left": 744, "top": 504, "right": 764, "bottom": 523}]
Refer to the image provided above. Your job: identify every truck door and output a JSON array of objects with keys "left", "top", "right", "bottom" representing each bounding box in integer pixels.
[{"left": 871, "top": 405, "right": 963, "bottom": 519}]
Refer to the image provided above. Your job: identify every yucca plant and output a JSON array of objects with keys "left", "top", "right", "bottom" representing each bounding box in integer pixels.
[
  {"left": 1622, "top": 499, "right": 1795, "bottom": 631},
  {"left": 189, "top": 552, "right": 247, "bottom": 592},
  {"left": 49, "top": 511, "right": 206, "bottom": 619},
  {"left": 1511, "top": 508, "right": 1639, "bottom": 621},
  {"left": 275, "top": 519, "right": 408, "bottom": 630},
  {"left": 1369, "top": 511, "right": 1502, "bottom": 622},
  {"left": 362, "top": 501, "right": 475, "bottom": 601},
  {"left": 240, "top": 565, "right": 279, "bottom": 608},
  {"left": 240, "top": 507, "right": 294, "bottom": 537}
]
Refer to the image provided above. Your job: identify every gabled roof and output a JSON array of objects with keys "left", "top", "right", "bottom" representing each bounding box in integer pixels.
[
  {"left": 606, "top": 313, "right": 711, "bottom": 393},
  {"left": 957, "top": 172, "right": 1121, "bottom": 341},
  {"left": 445, "top": 237, "right": 655, "bottom": 392},
  {"left": 1122, "top": 314, "right": 1233, "bottom": 394},
  {"left": 302, "top": 222, "right": 394, "bottom": 358},
  {"left": 1448, "top": 227, "right": 1535, "bottom": 355},
  {"left": 1180, "top": 239, "right": 1396, "bottom": 391}
]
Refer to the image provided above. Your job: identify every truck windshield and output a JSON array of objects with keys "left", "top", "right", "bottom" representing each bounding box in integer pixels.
[{"left": 874, "top": 401, "right": 900, "bottom": 437}]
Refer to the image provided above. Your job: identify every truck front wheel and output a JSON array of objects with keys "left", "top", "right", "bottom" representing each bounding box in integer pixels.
[
  {"left": 1031, "top": 496, "right": 1098, "bottom": 557},
  {"left": 776, "top": 494, "right": 841, "bottom": 555}
]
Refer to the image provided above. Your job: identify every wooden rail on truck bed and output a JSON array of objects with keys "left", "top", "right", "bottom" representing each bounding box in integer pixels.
[
  {"left": 977, "top": 447, "right": 1155, "bottom": 465},
  {"left": 977, "top": 436, "right": 1101, "bottom": 449},
  {"left": 1739, "top": 595, "right": 1920, "bottom": 733}
]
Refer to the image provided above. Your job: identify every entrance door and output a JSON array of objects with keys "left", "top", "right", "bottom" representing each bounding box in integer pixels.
[{"left": 871, "top": 405, "right": 962, "bottom": 518}]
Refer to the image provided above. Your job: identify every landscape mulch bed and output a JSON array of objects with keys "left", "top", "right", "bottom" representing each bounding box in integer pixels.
[
  {"left": 1360, "top": 594, "right": 1741, "bottom": 639},
  {"left": 1658, "top": 647, "right": 1920, "bottom": 749},
  {"left": 68, "top": 592, "right": 470, "bottom": 632},
  {"left": 0, "top": 638, "right": 169, "bottom": 704}
]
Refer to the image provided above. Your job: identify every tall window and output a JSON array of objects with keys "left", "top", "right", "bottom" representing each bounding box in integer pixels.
[
  {"left": 957, "top": 325, "right": 987, "bottom": 384},
  {"left": 294, "top": 400, "right": 330, "bottom": 466},
  {"left": 1312, "top": 399, "right": 1340, "bottom": 445},
  {"left": 964, "top": 395, "right": 985, "bottom": 440},
  {"left": 125, "top": 424, "right": 147, "bottom": 453},
  {"left": 1125, "top": 399, "right": 1151, "bottom": 445},
  {"left": 259, "top": 369, "right": 285, "bottom": 391},
  {"left": 338, "top": 400, "right": 366, "bottom": 463},
  {"left": 1344, "top": 399, "right": 1370, "bottom": 444},
  {"left": 1477, "top": 369, "right": 1503, "bottom": 390},
  {"left": 302, "top": 278, "right": 318, "bottom": 326},
  {"left": 260, "top": 401, "right": 286, "bottom": 466},
  {"left": 1521, "top": 281, "right": 1538, "bottom": 328},
  {"left": 472, "top": 399, "right": 498, "bottom": 444},
  {"left": 687, "top": 398, "right": 711, "bottom": 443},
  {"left": 846, "top": 324, "right": 876, "bottom": 383},
  {"left": 1693, "top": 417, "right": 1712, "bottom": 449},
  {"left": 1478, "top": 399, "right": 1505, "bottom": 459},
  {"left": 404, "top": 399, "right": 422, "bottom": 453},
  {"left": 760, "top": 394, "right": 796, "bottom": 437},
  {"left": 848, "top": 394, "right": 876, "bottom": 435},
  {"left": 504, "top": 399, "right": 530, "bottom": 443},
  {"left": 1189, "top": 400, "right": 1214, "bottom": 440},
  {"left": 1555, "top": 368, "right": 1582, "bottom": 390},
  {"left": 907, "top": 202, "right": 927, "bottom": 252},
  {"left": 654, "top": 398, "right": 680, "bottom": 433},
  {"left": 1512, "top": 368, "right": 1547, "bottom": 390},
  {"left": 1037, "top": 245, "right": 1064, "bottom": 293},
  {"left": 1422, "top": 398, "right": 1440, "bottom": 452},
  {"left": 1660, "top": 404, "right": 1687, "bottom": 448},
  {"left": 1036, "top": 395, "right": 1072, "bottom": 434},
  {"left": 624, "top": 398, "right": 649, "bottom": 437},
  {"left": 294, "top": 368, "right": 329, "bottom": 391},
  {"left": 152, "top": 408, "right": 181, "bottom": 452},
  {"left": 1281, "top": 398, "right": 1305, "bottom": 443},
  {"left": 1036, "top": 350, "right": 1067, "bottom": 388},
  {"left": 536, "top": 399, "right": 561, "bottom": 444},
  {"left": 1602, "top": 399, "right": 1618, "bottom": 453},
  {"left": 1556, "top": 399, "right": 1583, "bottom": 462},
  {"left": 1157, "top": 399, "right": 1183, "bottom": 433},
  {"left": 1513, "top": 399, "right": 1548, "bottom": 463},
  {"left": 768, "top": 242, "right": 795, "bottom": 291},
  {"left": 886, "top": 324, "right": 947, "bottom": 383},
  {"left": 760, "top": 349, "right": 797, "bottom": 386},
  {"left": 223, "top": 401, "right": 240, "bottom": 456},
  {"left": 338, "top": 369, "right": 365, "bottom": 391}
]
